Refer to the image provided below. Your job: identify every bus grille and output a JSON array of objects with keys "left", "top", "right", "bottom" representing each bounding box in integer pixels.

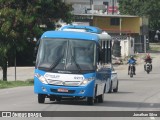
[{"left": 47, "top": 79, "right": 81, "bottom": 86}]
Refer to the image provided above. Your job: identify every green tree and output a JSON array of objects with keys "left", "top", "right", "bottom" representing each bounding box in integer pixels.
[
  {"left": 0, "top": 0, "right": 73, "bottom": 81},
  {"left": 118, "top": 0, "right": 160, "bottom": 30}
]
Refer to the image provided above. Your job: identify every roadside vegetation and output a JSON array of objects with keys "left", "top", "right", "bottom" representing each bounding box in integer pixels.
[
  {"left": 0, "top": 79, "right": 33, "bottom": 89},
  {"left": 0, "top": 0, "right": 73, "bottom": 81},
  {"left": 119, "top": 0, "right": 160, "bottom": 30},
  {"left": 149, "top": 43, "right": 160, "bottom": 52}
]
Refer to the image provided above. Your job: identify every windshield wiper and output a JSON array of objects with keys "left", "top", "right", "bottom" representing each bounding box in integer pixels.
[
  {"left": 68, "top": 43, "right": 82, "bottom": 73},
  {"left": 71, "top": 55, "right": 82, "bottom": 73},
  {"left": 49, "top": 55, "right": 64, "bottom": 71}
]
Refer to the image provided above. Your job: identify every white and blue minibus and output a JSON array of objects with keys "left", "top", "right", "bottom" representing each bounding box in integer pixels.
[{"left": 34, "top": 25, "right": 112, "bottom": 105}]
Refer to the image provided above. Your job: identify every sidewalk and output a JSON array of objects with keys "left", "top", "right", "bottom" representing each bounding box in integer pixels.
[{"left": 0, "top": 67, "right": 34, "bottom": 81}]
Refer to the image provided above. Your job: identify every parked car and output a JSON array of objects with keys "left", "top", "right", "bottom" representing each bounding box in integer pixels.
[{"left": 108, "top": 66, "right": 119, "bottom": 93}]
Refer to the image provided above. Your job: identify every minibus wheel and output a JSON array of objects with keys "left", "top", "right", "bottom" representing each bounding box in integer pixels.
[
  {"left": 113, "top": 81, "right": 118, "bottom": 92},
  {"left": 56, "top": 96, "right": 62, "bottom": 101},
  {"left": 98, "top": 94, "right": 104, "bottom": 103},
  {"left": 87, "top": 97, "right": 94, "bottom": 105},
  {"left": 108, "top": 81, "right": 112, "bottom": 93},
  {"left": 38, "top": 94, "right": 46, "bottom": 103},
  {"left": 50, "top": 95, "right": 56, "bottom": 101}
]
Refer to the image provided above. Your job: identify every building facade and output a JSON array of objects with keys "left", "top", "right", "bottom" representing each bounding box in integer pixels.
[
  {"left": 64, "top": 0, "right": 119, "bottom": 15},
  {"left": 64, "top": 0, "right": 149, "bottom": 55}
]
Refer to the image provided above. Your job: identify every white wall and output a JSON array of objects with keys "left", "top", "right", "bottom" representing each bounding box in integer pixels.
[{"left": 120, "top": 37, "right": 134, "bottom": 57}]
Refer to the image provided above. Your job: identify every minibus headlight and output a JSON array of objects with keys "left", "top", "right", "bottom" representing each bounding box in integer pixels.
[
  {"left": 80, "top": 77, "right": 95, "bottom": 86},
  {"left": 80, "top": 80, "right": 89, "bottom": 86},
  {"left": 35, "top": 73, "right": 48, "bottom": 84}
]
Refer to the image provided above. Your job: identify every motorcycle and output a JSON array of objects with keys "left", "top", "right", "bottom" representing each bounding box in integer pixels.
[
  {"left": 129, "top": 64, "right": 135, "bottom": 78},
  {"left": 145, "top": 62, "right": 152, "bottom": 74}
]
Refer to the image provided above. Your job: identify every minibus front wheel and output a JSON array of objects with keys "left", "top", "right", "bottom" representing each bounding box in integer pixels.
[{"left": 38, "top": 94, "right": 46, "bottom": 103}]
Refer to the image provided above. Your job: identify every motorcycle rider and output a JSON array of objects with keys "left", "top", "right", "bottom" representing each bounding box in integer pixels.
[
  {"left": 144, "top": 53, "right": 152, "bottom": 71},
  {"left": 127, "top": 56, "right": 136, "bottom": 75}
]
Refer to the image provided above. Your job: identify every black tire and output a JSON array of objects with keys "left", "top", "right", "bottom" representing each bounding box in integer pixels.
[
  {"left": 147, "top": 66, "right": 151, "bottom": 74},
  {"left": 38, "top": 94, "right": 46, "bottom": 103},
  {"left": 87, "top": 97, "right": 94, "bottom": 105},
  {"left": 50, "top": 96, "right": 56, "bottom": 101},
  {"left": 94, "top": 97, "right": 98, "bottom": 103},
  {"left": 103, "top": 84, "right": 106, "bottom": 93},
  {"left": 56, "top": 96, "right": 62, "bottom": 101},
  {"left": 113, "top": 81, "right": 118, "bottom": 92},
  {"left": 98, "top": 94, "right": 104, "bottom": 103},
  {"left": 130, "top": 70, "right": 133, "bottom": 78},
  {"left": 108, "top": 82, "right": 112, "bottom": 93}
]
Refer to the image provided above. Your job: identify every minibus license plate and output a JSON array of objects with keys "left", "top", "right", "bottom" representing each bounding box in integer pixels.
[{"left": 58, "top": 88, "right": 68, "bottom": 92}]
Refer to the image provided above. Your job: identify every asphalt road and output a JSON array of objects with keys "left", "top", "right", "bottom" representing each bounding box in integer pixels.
[{"left": 0, "top": 53, "right": 160, "bottom": 120}]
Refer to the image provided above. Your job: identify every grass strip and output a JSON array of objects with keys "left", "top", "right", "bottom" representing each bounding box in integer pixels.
[{"left": 0, "top": 79, "right": 33, "bottom": 89}]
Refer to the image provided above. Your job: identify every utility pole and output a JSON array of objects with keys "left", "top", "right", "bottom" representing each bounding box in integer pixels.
[
  {"left": 90, "top": 0, "right": 93, "bottom": 10},
  {"left": 90, "top": 0, "right": 94, "bottom": 22},
  {"left": 112, "top": 0, "right": 114, "bottom": 15},
  {"left": 13, "top": 39, "right": 17, "bottom": 81},
  {"left": 120, "top": 18, "right": 122, "bottom": 35},
  {"left": 15, "top": 49, "right": 17, "bottom": 81}
]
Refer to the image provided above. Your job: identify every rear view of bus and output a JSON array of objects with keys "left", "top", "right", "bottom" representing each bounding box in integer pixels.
[{"left": 34, "top": 25, "right": 112, "bottom": 105}]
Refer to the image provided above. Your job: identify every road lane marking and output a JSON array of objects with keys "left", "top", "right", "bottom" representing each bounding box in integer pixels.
[
  {"left": 150, "top": 117, "right": 155, "bottom": 120},
  {"left": 150, "top": 103, "right": 154, "bottom": 106}
]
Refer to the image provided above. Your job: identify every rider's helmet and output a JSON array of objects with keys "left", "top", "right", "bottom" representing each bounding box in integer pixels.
[
  {"left": 146, "top": 53, "right": 150, "bottom": 59},
  {"left": 130, "top": 55, "right": 134, "bottom": 59}
]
